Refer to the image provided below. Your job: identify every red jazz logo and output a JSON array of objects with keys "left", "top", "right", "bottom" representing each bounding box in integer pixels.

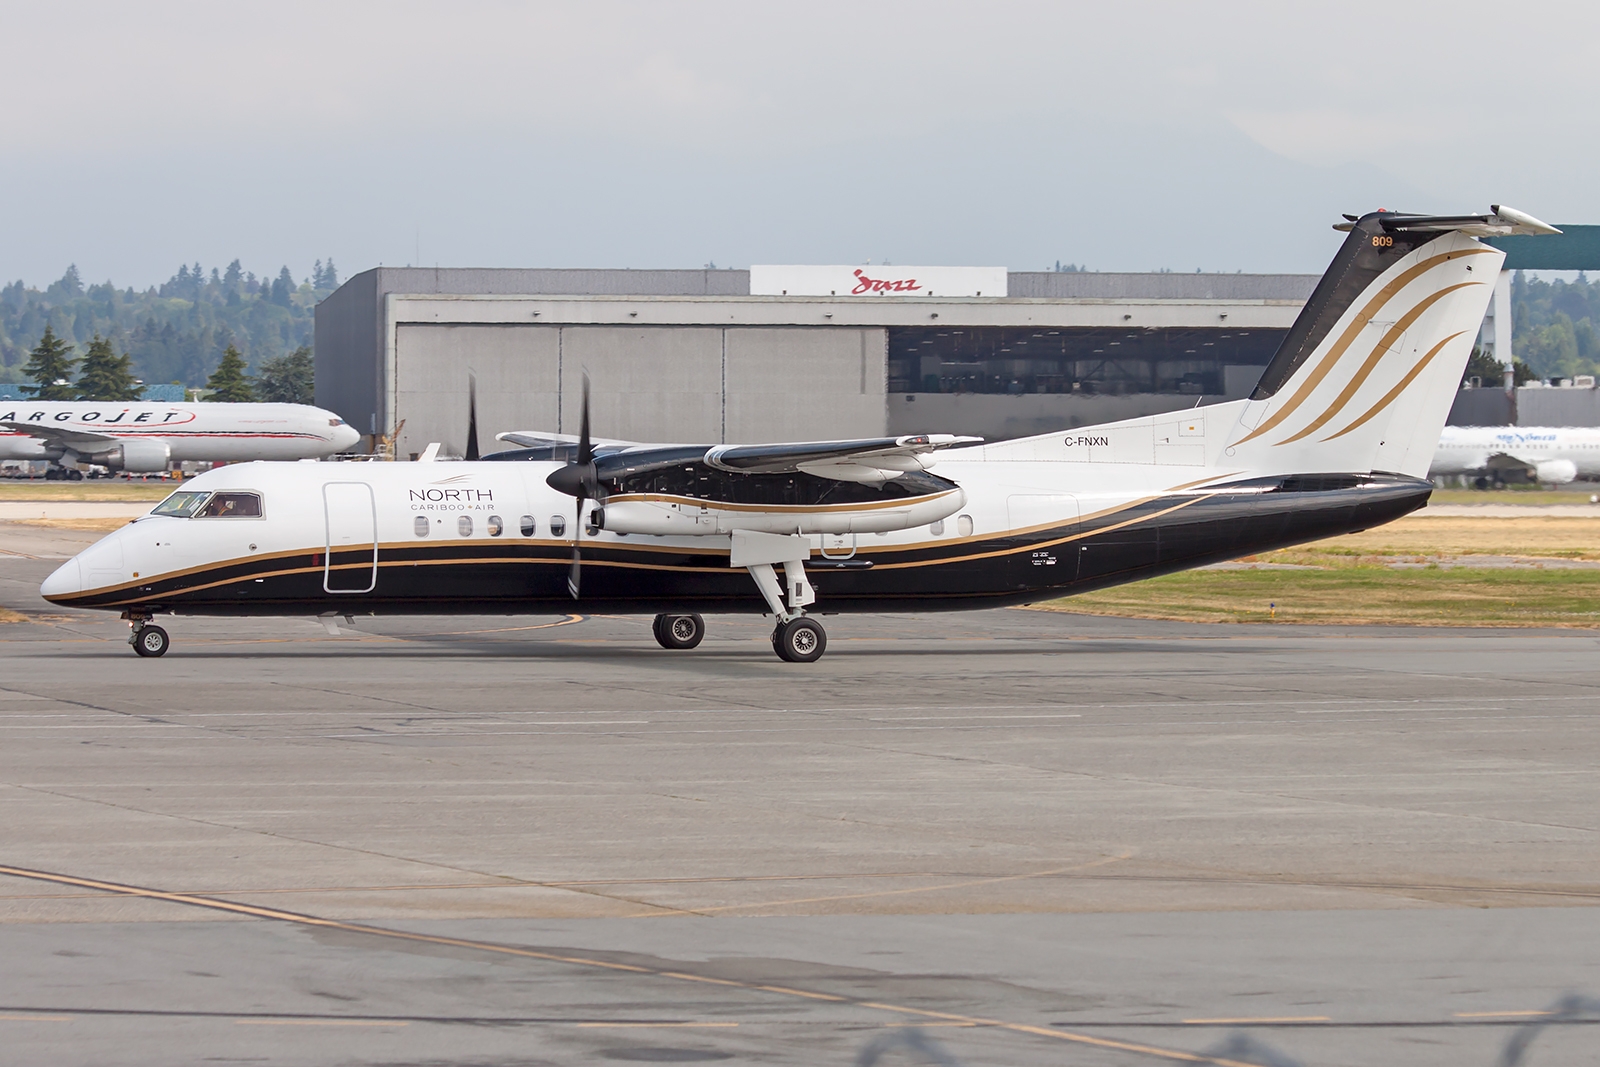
[{"left": 852, "top": 269, "right": 922, "bottom": 295}]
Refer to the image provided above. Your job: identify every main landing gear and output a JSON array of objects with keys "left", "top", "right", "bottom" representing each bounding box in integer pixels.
[
  {"left": 729, "top": 530, "right": 829, "bottom": 663},
  {"left": 652, "top": 613, "right": 705, "bottom": 650},
  {"left": 124, "top": 612, "right": 169, "bottom": 658}
]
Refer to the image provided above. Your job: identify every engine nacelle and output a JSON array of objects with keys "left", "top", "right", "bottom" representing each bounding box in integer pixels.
[
  {"left": 96, "top": 438, "right": 172, "bottom": 473},
  {"left": 1535, "top": 459, "right": 1577, "bottom": 485},
  {"left": 600, "top": 488, "right": 967, "bottom": 537}
]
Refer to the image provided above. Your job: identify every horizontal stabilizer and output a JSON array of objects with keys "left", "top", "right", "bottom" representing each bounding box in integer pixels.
[{"left": 1333, "top": 204, "right": 1559, "bottom": 237}]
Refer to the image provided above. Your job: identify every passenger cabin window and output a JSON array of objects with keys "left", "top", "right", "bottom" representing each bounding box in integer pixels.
[
  {"left": 519, "top": 515, "right": 536, "bottom": 537},
  {"left": 414, "top": 516, "right": 429, "bottom": 537},
  {"left": 929, "top": 519, "right": 945, "bottom": 536},
  {"left": 957, "top": 514, "right": 974, "bottom": 537},
  {"left": 198, "top": 492, "right": 262, "bottom": 518},
  {"left": 152, "top": 491, "right": 210, "bottom": 518},
  {"left": 487, "top": 515, "right": 503, "bottom": 537},
  {"left": 549, "top": 515, "right": 567, "bottom": 537},
  {"left": 458, "top": 515, "right": 473, "bottom": 537}
]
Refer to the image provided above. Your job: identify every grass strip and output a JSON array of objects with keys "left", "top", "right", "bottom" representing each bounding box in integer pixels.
[
  {"left": 1039, "top": 566, "right": 1600, "bottom": 627},
  {"left": 0, "top": 482, "right": 176, "bottom": 502}
]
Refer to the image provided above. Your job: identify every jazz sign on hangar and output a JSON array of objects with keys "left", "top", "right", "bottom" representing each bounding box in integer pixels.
[{"left": 749, "top": 265, "right": 1007, "bottom": 298}]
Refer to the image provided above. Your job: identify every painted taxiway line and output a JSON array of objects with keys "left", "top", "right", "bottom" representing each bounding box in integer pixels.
[{"left": 0, "top": 862, "right": 1261, "bottom": 1067}]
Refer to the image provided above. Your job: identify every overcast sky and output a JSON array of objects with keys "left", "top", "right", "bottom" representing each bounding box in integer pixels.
[{"left": 2, "top": 0, "right": 1595, "bottom": 288}]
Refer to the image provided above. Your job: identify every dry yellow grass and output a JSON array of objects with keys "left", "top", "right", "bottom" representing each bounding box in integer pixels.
[
  {"left": 0, "top": 607, "right": 24, "bottom": 624},
  {"left": 11, "top": 517, "right": 138, "bottom": 533},
  {"left": 0, "top": 482, "right": 175, "bottom": 502},
  {"left": 1277, "top": 514, "right": 1600, "bottom": 562},
  {"left": 1042, "top": 512, "right": 1600, "bottom": 628}
]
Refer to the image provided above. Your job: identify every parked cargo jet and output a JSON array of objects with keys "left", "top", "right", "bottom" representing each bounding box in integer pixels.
[
  {"left": 1, "top": 401, "right": 361, "bottom": 475},
  {"left": 41, "top": 206, "right": 1558, "bottom": 661}
]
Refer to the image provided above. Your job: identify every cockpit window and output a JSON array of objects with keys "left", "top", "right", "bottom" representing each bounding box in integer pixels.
[
  {"left": 151, "top": 491, "right": 210, "bottom": 518},
  {"left": 198, "top": 492, "right": 263, "bottom": 518}
]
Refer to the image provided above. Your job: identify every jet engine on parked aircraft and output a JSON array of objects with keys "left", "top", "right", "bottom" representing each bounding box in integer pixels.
[
  {"left": 1535, "top": 459, "right": 1578, "bottom": 484},
  {"left": 67, "top": 438, "right": 173, "bottom": 473}
]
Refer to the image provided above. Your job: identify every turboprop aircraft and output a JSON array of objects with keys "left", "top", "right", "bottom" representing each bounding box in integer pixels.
[
  {"left": 1429, "top": 424, "right": 1600, "bottom": 486},
  {"left": 1, "top": 400, "right": 361, "bottom": 477},
  {"left": 40, "top": 205, "right": 1558, "bottom": 661}
]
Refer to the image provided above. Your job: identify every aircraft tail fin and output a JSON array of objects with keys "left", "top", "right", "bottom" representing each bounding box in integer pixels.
[{"left": 1225, "top": 207, "right": 1552, "bottom": 478}]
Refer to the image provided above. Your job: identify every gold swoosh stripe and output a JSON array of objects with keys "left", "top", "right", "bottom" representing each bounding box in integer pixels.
[
  {"left": 1276, "top": 282, "right": 1478, "bottom": 445},
  {"left": 1321, "top": 331, "right": 1469, "bottom": 441},
  {"left": 1231, "top": 246, "right": 1494, "bottom": 446}
]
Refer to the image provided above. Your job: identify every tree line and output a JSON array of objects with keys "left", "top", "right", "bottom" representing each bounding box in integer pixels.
[
  {"left": 1511, "top": 270, "right": 1600, "bottom": 382},
  {"left": 17, "top": 323, "right": 313, "bottom": 404},
  {"left": 0, "top": 259, "right": 339, "bottom": 396}
]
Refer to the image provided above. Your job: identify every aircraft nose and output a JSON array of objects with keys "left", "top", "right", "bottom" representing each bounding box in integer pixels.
[
  {"left": 335, "top": 423, "right": 361, "bottom": 451},
  {"left": 40, "top": 558, "right": 82, "bottom": 602}
]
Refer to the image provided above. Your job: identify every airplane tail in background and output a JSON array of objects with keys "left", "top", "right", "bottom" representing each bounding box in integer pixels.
[{"left": 1224, "top": 206, "right": 1556, "bottom": 478}]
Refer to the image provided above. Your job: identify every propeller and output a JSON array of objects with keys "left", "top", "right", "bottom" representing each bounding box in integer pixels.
[
  {"left": 464, "top": 373, "right": 480, "bottom": 462},
  {"left": 544, "top": 374, "right": 604, "bottom": 599}
]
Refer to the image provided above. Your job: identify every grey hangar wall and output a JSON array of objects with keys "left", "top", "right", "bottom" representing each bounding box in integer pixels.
[{"left": 315, "top": 267, "right": 1339, "bottom": 453}]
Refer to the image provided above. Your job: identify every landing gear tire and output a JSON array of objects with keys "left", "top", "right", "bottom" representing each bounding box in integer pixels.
[
  {"left": 653, "top": 613, "right": 705, "bottom": 650},
  {"left": 773, "top": 617, "right": 826, "bottom": 663},
  {"left": 131, "top": 625, "right": 169, "bottom": 658}
]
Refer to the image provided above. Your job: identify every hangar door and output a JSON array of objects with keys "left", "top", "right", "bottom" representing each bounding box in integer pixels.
[{"left": 324, "top": 482, "right": 377, "bottom": 593}]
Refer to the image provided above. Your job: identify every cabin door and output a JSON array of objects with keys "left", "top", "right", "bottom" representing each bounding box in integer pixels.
[{"left": 323, "top": 482, "right": 378, "bottom": 593}]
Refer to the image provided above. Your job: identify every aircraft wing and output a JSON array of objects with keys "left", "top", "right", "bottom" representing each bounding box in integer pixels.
[
  {"left": 0, "top": 421, "right": 122, "bottom": 449},
  {"left": 589, "top": 433, "right": 983, "bottom": 487},
  {"left": 705, "top": 434, "right": 982, "bottom": 474},
  {"left": 496, "top": 430, "right": 641, "bottom": 449}
]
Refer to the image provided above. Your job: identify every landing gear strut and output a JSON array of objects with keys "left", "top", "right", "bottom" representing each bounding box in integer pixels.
[
  {"left": 730, "top": 530, "right": 828, "bottom": 663},
  {"left": 653, "top": 613, "right": 705, "bottom": 650},
  {"left": 125, "top": 612, "right": 169, "bottom": 658}
]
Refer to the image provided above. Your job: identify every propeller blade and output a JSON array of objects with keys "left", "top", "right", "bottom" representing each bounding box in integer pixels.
[
  {"left": 576, "top": 373, "right": 592, "bottom": 467},
  {"left": 464, "top": 372, "right": 480, "bottom": 462},
  {"left": 566, "top": 499, "right": 583, "bottom": 599}
]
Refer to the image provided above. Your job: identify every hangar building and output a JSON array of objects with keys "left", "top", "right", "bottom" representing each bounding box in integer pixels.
[{"left": 314, "top": 266, "right": 1325, "bottom": 457}]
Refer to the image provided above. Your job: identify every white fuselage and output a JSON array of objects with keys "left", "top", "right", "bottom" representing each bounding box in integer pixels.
[
  {"left": 0, "top": 401, "right": 361, "bottom": 464},
  {"left": 1429, "top": 425, "right": 1600, "bottom": 479}
]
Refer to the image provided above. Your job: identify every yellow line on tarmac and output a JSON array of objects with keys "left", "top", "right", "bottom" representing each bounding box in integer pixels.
[
  {"left": 575, "top": 1022, "right": 739, "bottom": 1029},
  {"left": 1183, "top": 1016, "right": 1330, "bottom": 1024},
  {"left": 0, "top": 1013, "right": 72, "bottom": 1022},
  {"left": 0, "top": 862, "right": 1257, "bottom": 1067},
  {"left": 235, "top": 1018, "right": 406, "bottom": 1027}
]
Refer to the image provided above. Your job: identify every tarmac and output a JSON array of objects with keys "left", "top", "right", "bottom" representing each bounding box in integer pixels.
[{"left": 1, "top": 529, "right": 1599, "bottom": 1067}]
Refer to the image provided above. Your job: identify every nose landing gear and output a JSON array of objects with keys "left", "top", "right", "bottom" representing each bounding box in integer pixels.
[{"left": 124, "top": 612, "right": 169, "bottom": 658}]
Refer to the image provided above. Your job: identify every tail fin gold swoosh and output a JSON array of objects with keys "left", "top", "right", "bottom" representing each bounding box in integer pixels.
[
  {"left": 1319, "top": 331, "right": 1469, "bottom": 442},
  {"left": 1275, "top": 282, "right": 1479, "bottom": 445},
  {"left": 1231, "top": 246, "right": 1495, "bottom": 448}
]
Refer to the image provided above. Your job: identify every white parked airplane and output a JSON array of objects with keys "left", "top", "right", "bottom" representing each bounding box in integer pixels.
[
  {"left": 1, "top": 401, "right": 361, "bottom": 476},
  {"left": 1429, "top": 425, "right": 1600, "bottom": 485},
  {"left": 40, "top": 205, "right": 1558, "bottom": 661}
]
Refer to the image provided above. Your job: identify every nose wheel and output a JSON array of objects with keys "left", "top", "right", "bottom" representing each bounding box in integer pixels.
[
  {"left": 652, "top": 613, "right": 705, "bottom": 650},
  {"left": 130, "top": 623, "right": 170, "bottom": 658}
]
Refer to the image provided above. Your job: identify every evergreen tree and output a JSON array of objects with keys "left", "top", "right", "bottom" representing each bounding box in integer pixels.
[
  {"left": 205, "top": 343, "right": 256, "bottom": 401},
  {"left": 270, "top": 266, "right": 294, "bottom": 307},
  {"left": 255, "top": 345, "right": 314, "bottom": 404},
  {"left": 74, "top": 334, "right": 145, "bottom": 400},
  {"left": 20, "top": 324, "right": 79, "bottom": 399}
]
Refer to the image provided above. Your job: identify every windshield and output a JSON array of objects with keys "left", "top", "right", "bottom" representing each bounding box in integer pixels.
[{"left": 150, "top": 491, "right": 211, "bottom": 518}]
